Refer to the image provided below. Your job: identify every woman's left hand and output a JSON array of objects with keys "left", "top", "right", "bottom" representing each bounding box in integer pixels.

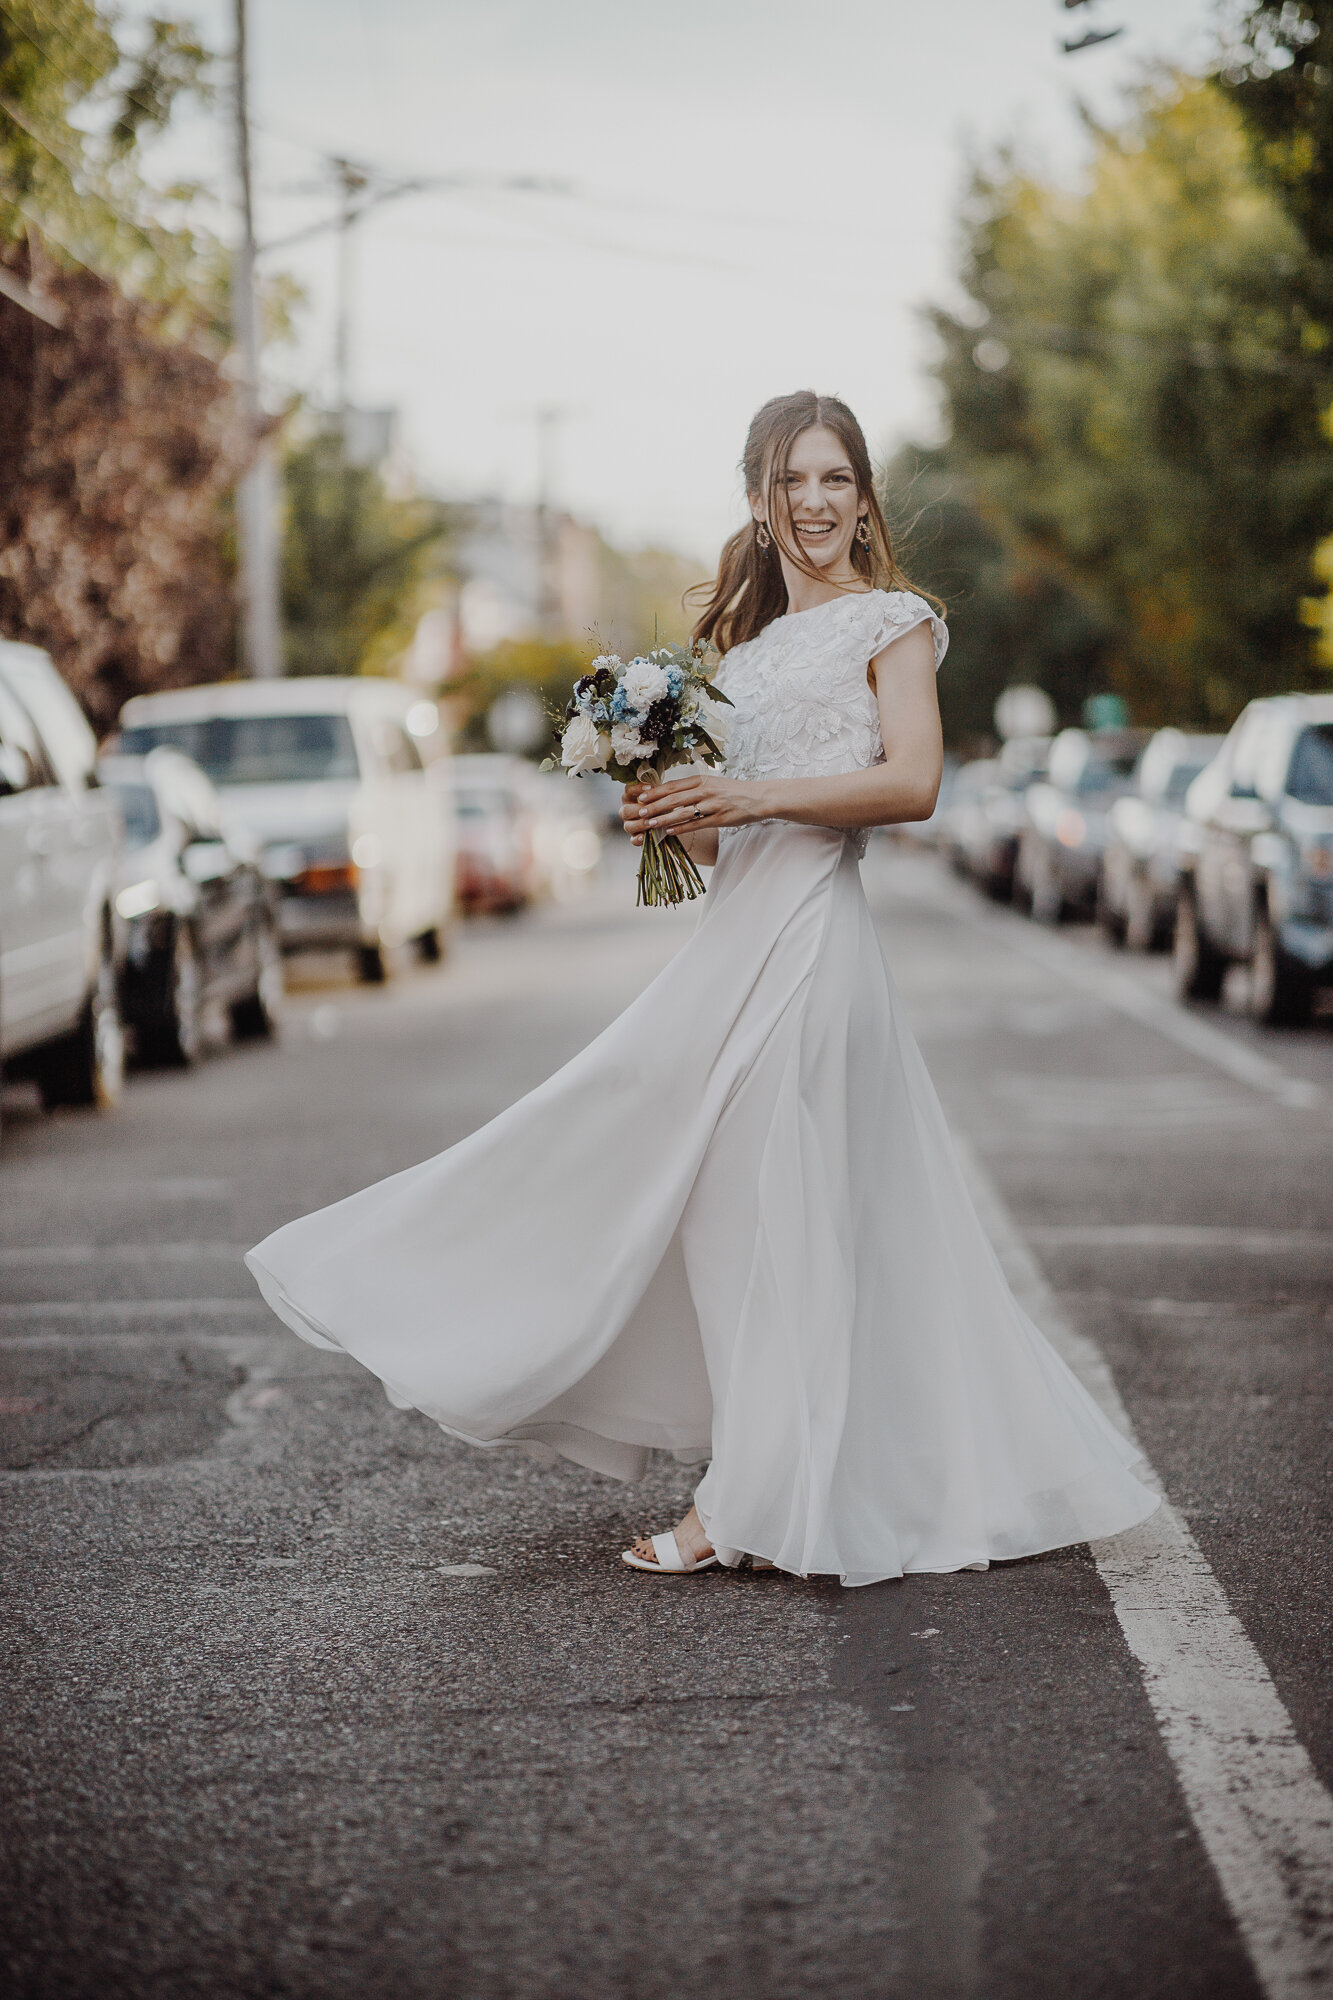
[{"left": 628, "top": 772, "right": 766, "bottom": 836}]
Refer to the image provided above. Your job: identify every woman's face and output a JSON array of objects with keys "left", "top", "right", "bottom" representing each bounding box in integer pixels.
[{"left": 753, "top": 423, "right": 867, "bottom": 573}]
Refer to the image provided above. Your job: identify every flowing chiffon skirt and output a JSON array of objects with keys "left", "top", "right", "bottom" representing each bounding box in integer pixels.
[{"left": 246, "top": 823, "right": 1157, "bottom": 1586}]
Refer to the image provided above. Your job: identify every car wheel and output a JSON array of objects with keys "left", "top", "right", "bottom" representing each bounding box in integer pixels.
[
  {"left": 1030, "top": 848, "right": 1064, "bottom": 926},
  {"left": 1124, "top": 874, "right": 1158, "bottom": 954},
  {"left": 415, "top": 926, "right": 443, "bottom": 964},
  {"left": 1096, "top": 879, "right": 1126, "bottom": 947},
  {"left": 142, "top": 924, "right": 202, "bottom": 1067},
  {"left": 356, "top": 942, "right": 387, "bottom": 984},
  {"left": 231, "top": 920, "right": 284, "bottom": 1040},
  {"left": 1173, "top": 890, "right": 1226, "bottom": 1002},
  {"left": 37, "top": 935, "right": 125, "bottom": 1110},
  {"left": 1250, "top": 906, "right": 1313, "bottom": 1027}
]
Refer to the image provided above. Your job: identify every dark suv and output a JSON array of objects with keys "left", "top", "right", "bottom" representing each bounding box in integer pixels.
[{"left": 1175, "top": 695, "right": 1333, "bottom": 1025}]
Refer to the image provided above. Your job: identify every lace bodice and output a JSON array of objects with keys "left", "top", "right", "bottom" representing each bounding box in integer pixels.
[{"left": 720, "top": 589, "right": 947, "bottom": 789}]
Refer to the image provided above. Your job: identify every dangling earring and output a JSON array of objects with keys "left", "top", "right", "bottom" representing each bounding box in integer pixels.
[
  {"left": 855, "top": 518, "right": 871, "bottom": 549},
  {"left": 755, "top": 521, "right": 771, "bottom": 550}
]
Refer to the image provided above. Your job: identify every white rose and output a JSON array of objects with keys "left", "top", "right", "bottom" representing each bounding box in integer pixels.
[
  {"left": 622, "top": 657, "right": 669, "bottom": 711},
  {"left": 561, "top": 712, "right": 609, "bottom": 776},
  {"left": 610, "top": 721, "right": 646, "bottom": 765}
]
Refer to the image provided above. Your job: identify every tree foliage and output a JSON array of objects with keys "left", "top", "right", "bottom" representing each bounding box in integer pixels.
[
  {"left": 448, "top": 637, "right": 589, "bottom": 757},
  {"left": 883, "top": 446, "right": 1118, "bottom": 747},
  {"left": 0, "top": 3, "right": 250, "bottom": 728},
  {"left": 1219, "top": 2, "right": 1333, "bottom": 264},
  {"left": 0, "top": 245, "right": 250, "bottom": 731},
  {"left": 280, "top": 425, "right": 458, "bottom": 680},
  {"left": 932, "top": 75, "right": 1333, "bottom": 727},
  {"left": 0, "top": 0, "right": 221, "bottom": 316},
  {"left": 1220, "top": 4, "right": 1333, "bottom": 661}
]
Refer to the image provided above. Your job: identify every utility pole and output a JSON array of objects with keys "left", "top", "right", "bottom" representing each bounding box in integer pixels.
[
  {"left": 232, "top": 0, "right": 283, "bottom": 677},
  {"left": 533, "top": 404, "right": 569, "bottom": 635},
  {"left": 332, "top": 157, "right": 370, "bottom": 431}
]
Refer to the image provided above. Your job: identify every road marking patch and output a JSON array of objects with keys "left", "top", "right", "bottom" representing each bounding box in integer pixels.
[
  {"left": 958, "top": 1138, "right": 1333, "bottom": 2000},
  {"left": 992, "top": 1073, "right": 1259, "bottom": 1130},
  {"left": 1025, "top": 1223, "right": 1333, "bottom": 1253},
  {"left": 0, "top": 1243, "right": 248, "bottom": 1264},
  {"left": 980, "top": 913, "right": 1322, "bottom": 1111}
]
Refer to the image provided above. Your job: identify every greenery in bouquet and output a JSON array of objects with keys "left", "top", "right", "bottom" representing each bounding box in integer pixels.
[{"left": 544, "top": 643, "right": 732, "bottom": 907}]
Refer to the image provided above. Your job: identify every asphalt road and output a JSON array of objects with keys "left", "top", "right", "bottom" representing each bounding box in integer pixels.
[{"left": 1, "top": 842, "right": 1330, "bottom": 2000}]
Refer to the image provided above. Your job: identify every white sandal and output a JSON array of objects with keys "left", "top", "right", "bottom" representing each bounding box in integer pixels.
[{"left": 620, "top": 1530, "right": 719, "bottom": 1574}]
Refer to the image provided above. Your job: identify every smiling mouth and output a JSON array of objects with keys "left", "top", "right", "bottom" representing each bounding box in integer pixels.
[{"left": 794, "top": 521, "right": 835, "bottom": 540}]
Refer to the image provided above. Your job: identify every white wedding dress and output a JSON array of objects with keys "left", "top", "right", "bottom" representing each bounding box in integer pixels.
[{"left": 247, "top": 589, "right": 1157, "bottom": 1585}]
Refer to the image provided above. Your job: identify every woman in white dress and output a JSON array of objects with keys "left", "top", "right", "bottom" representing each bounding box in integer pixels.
[{"left": 246, "top": 391, "right": 1157, "bottom": 1587}]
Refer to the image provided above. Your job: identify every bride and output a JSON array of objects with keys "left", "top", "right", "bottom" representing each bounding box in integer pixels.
[{"left": 246, "top": 390, "right": 1157, "bottom": 1587}]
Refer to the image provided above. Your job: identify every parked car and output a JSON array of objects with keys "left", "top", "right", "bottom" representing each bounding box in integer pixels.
[
  {"left": 116, "top": 679, "right": 454, "bottom": 983},
  {"left": 451, "top": 754, "right": 537, "bottom": 914},
  {"left": 1174, "top": 694, "right": 1333, "bottom": 1024},
  {"left": 939, "top": 739, "right": 1049, "bottom": 897},
  {"left": 1098, "top": 729, "right": 1223, "bottom": 950},
  {"left": 523, "top": 769, "right": 603, "bottom": 901},
  {"left": 97, "top": 749, "right": 282, "bottom": 1065},
  {"left": 0, "top": 641, "right": 124, "bottom": 1122},
  {"left": 1015, "top": 728, "right": 1146, "bottom": 923}
]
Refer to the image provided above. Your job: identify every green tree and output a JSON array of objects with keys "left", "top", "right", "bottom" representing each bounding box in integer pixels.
[
  {"left": 931, "top": 75, "right": 1333, "bottom": 726},
  {"left": 1220, "top": 4, "right": 1333, "bottom": 662},
  {"left": 0, "top": 3, "right": 250, "bottom": 726},
  {"left": 448, "top": 636, "right": 589, "bottom": 756},
  {"left": 1219, "top": 3, "right": 1333, "bottom": 265},
  {"left": 883, "top": 445, "right": 1118, "bottom": 746},
  {"left": 0, "top": 1, "right": 218, "bottom": 313},
  {"left": 280, "top": 424, "right": 457, "bottom": 679}
]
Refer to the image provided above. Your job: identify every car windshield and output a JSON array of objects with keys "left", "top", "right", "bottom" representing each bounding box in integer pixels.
[
  {"left": 106, "top": 782, "right": 161, "bottom": 848},
  {"left": 1286, "top": 724, "right": 1333, "bottom": 806},
  {"left": 1164, "top": 760, "right": 1208, "bottom": 804},
  {"left": 1075, "top": 753, "right": 1138, "bottom": 795},
  {"left": 457, "top": 789, "right": 518, "bottom": 819},
  {"left": 118, "top": 713, "right": 359, "bottom": 786}
]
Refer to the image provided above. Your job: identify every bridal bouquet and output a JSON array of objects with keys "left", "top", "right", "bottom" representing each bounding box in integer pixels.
[{"left": 547, "top": 642, "right": 731, "bottom": 907}]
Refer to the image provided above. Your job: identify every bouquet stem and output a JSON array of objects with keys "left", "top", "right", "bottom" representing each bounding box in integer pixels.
[{"left": 637, "top": 826, "right": 706, "bottom": 908}]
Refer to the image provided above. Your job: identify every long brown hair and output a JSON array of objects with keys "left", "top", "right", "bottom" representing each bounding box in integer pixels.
[{"left": 689, "top": 391, "right": 939, "bottom": 655}]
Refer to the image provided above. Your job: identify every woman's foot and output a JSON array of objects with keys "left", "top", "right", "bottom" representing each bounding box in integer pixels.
[{"left": 630, "top": 1503, "right": 714, "bottom": 1568}]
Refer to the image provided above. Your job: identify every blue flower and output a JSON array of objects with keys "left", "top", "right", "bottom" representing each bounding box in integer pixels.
[{"left": 665, "top": 665, "right": 685, "bottom": 698}]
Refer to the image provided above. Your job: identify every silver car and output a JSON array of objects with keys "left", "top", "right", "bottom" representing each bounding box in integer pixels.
[{"left": 0, "top": 642, "right": 124, "bottom": 1125}]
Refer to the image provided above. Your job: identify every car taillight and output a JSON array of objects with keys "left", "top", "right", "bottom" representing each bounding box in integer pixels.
[{"left": 297, "top": 862, "right": 357, "bottom": 893}]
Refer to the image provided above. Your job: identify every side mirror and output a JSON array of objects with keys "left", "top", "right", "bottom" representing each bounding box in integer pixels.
[
  {"left": 182, "top": 838, "right": 233, "bottom": 885},
  {"left": 0, "top": 745, "right": 29, "bottom": 796},
  {"left": 1214, "top": 795, "right": 1272, "bottom": 837}
]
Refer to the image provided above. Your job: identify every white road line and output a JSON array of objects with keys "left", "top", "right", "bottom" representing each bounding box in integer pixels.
[
  {"left": 957, "top": 1138, "right": 1333, "bottom": 2000},
  {"left": 898, "top": 861, "right": 1325, "bottom": 1112},
  {"left": 0, "top": 1330, "right": 283, "bottom": 1349},
  {"left": 982, "top": 913, "right": 1322, "bottom": 1111},
  {"left": 0, "top": 1244, "right": 247, "bottom": 1265},
  {"left": 0, "top": 1299, "right": 267, "bottom": 1319},
  {"left": 1025, "top": 1224, "right": 1333, "bottom": 1253}
]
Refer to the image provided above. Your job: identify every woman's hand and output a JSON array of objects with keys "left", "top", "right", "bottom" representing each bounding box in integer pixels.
[{"left": 621, "top": 773, "right": 767, "bottom": 844}]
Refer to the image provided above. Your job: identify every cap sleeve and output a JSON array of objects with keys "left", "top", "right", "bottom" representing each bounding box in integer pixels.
[{"left": 867, "top": 591, "right": 948, "bottom": 673}]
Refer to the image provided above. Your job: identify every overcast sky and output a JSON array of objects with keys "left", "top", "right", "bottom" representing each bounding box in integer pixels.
[{"left": 129, "top": 0, "right": 1220, "bottom": 560}]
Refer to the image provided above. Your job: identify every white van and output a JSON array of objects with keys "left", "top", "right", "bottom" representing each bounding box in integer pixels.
[{"left": 117, "top": 678, "right": 454, "bottom": 982}]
